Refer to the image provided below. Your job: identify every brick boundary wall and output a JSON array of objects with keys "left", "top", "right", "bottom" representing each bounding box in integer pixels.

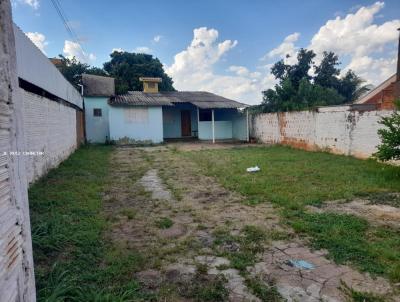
[
  {"left": 251, "top": 107, "right": 394, "bottom": 159},
  {"left": 21, "top": 90, "right": 78, "bottom": 184},
  {"left": 0, "top": 1, "right": 36, "bottom": 301}
]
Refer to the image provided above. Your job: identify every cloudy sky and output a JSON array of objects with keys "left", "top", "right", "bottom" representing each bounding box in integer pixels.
[{"left": 12, "top": 0, "right": 400, "bottom": 104}]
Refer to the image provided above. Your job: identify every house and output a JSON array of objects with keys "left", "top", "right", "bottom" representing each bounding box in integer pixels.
[
  {"left": 354, "top": 73, "right": 397, "bottom": 110},
  {"left": 82, "top": 74, "right": 249, "bottom": 144},
  {"left": 355, "top": 31, "right": 400, "bottom": 110}
]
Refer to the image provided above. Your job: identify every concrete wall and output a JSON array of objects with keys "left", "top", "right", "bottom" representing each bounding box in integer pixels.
[
  {"left": 0, "top": 1, "right": 36, "bottom": 301},
  {"left": 251, "top": 107, "right": 393, "bottom": 158},
  {"left": 14, "top": 24, "right": 82, "bottom": 109},
  {"left": 109, "top": 106, "right": 163, "bottom": 143},
  {"left": 162, "top": 104, "right": 198, "bottom": 138},
  {"left": 198, "top": 109, "right": 248, "bottom": 141},
  {"left": 22, "top": 90, "right": 77, "bottom": 183},
  {"left": 84, "top": 97, "right": 110, "bottom": 143},
  {"left": 199, "top": 121, "right": 233, "bottom": 139},
  {"left": 232, "top": 111, "right": 248, "bottom": 141}
]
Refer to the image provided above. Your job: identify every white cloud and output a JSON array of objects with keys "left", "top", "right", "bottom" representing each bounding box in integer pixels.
[
  {"left": 63, "top": 40, "right": 96, "bottom": 63},
  {"left": 20, "top": 0, "right": 39, "bottom": 9},
  {"left": 26, "top": 32, "right": 48, "bottom": 54},
  {"left": 308, "top": 1, "right": 399, "bottom": 85},
  {"left": 153, "top": 35, "right": 162, "bottom": 43},
  {"left": 166, "top": 27, "right": 271, "bottom": 104},
  {"left": 262, "top": 32, "right": 300, "bottom": 65},
  {"left": 133, "top": 46, "right": 152, "bottom": 54},
  {"left": 166, "top": 3, "right": 399, "bottom": 105}
]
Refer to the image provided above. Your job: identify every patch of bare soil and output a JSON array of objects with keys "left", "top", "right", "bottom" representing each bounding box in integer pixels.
[
  {"left": 104, "top": 146, "right": 399, "bottom": 301},
  {"left": 306, "top": 199, "right": 400, "bottom": 229},
  {"left": 167, "top": 141, "right": 256, "bottom": 152},
  {"left": 253, "top": 241, "right": 394, "bottom": 302}
]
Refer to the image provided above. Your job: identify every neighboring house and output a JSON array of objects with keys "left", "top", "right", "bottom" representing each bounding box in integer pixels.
[
  {"left": 355, "top": 74, "right": 398, "bottom": 110},
  {"left": 355, "top": 33, "right": 400, "bottom": 110},
  {"left": 82, "top": 74, "right": 249, "bottom": 144}
]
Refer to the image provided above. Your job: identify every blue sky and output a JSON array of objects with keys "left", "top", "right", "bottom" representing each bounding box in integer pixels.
[{"left": 12, "top": 0, "right": 400, "bottom": 104}]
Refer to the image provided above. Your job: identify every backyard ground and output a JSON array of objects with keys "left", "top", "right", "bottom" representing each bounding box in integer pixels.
[{"left": 30, "top": 143, "right": 400, "bottom": 302}]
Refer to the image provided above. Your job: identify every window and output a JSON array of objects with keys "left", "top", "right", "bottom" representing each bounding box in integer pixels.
[
  {"left": 93, "top": 108, "right": 102, "bottom": 117},
  {"left": 147, "top": 82, "right": 156, "bottom": 89},
  {"left": 124, "top": 108, "right": 148, "bottom": 123},
  {"left": 199, "top": 109, "right": 212, "bottom": 121}
]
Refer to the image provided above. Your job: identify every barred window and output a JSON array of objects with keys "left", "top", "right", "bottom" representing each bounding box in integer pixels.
[{"left": 93, "top": 108, "right": 102, "bottom": 117}]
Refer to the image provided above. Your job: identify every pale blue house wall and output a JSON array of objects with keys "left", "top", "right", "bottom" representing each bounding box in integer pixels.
[
  {"left": 198, "top": 108, "right": 248, "bottom": 140},
  {"left": 84, "top": 97, "right": 110, "bottom": 143},
  {"left": 109, "top": 106, "right": 163, "bottom": 143},
  {"left": 163, "top": 103, "right": 198, "bottom": 138},
  {"left": 199, "top": 121, "right": 233, "bottom": 139},
  {"left": 232, "top": 112, "right": 248, "bottom": 140}
]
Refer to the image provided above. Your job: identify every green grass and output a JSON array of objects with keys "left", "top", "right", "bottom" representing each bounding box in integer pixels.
[
  {"left": 155, "top": 217, "right": 174, "bottom": 229},
  {"left": 186, "top": 146, "right": 400, "bottom": 281},
  {"left": 29, "top": 145, "right": 151, "bottom": 301},
  {"left": 245, "top": 277, "right": 283, "bottom": 302},
  {"left": 185, "top": 146, "right": 400, "bottom": 206}
]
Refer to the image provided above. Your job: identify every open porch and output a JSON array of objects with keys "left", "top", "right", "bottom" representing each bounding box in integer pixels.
[{"left": 162, "top": 102, "right": 249, "bottom": 142}]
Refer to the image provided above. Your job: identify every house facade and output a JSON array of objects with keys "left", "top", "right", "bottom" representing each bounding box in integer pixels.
[{"left": 82, "top": 75, "right": 249, "bottom": 144}]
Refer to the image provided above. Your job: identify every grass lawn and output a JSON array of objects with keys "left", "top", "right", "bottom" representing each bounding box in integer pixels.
[
  {"left": 29, "top": 145, "right": 151, "bottom": 301},
  {"left": 185, "top": 145, "right": 400, "bottom": 282}
]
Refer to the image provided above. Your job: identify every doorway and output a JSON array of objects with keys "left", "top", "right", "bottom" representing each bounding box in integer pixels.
[{"left": 181, "top": 110, "right": 192, "bottom": 137}]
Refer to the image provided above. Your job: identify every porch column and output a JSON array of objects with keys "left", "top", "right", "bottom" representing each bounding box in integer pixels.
[
  {"left": 197, "top": 107, "right": 200, "bottom": 138},
  {"left": 212, "top": 109, "right": 215, "bottom": 144},
  {"left": 246, "top": 109, "right": 249, "bottom": 142}
]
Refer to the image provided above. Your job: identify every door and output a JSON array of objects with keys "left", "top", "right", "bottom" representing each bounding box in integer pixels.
[{"left": 181, "top": 110, "right": 192, "bottom": 137}]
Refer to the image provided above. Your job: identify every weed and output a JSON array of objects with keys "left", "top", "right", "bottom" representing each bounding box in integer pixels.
[
  {"left": 245, "top": 277, "right": 283, "bottom": 302},
  {"left": 155, "top": 217, "right": 174, "bottom": 229},
  {"left": 120, "top": 208, "right": 136, "bottom": 220}
]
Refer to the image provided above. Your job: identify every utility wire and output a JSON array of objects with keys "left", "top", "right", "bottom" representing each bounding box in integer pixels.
[{"left": 49, "top": 0, "right": 86, "bottom": 53}]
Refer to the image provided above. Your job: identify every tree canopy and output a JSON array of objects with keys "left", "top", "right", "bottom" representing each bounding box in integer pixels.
[
  {"left": 55, "top": 51, "right": 175, "bottom": 94},
  {"left": 258, "top": 49, "right": 369, "bottom": 113},
  {"left": 103, "top": 51, "right": 175, "bottom": 94}
]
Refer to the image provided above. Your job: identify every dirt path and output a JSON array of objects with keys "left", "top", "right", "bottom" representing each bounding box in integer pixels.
[{"left": 103, "top": 146, "right": 398, "bottom": 302}]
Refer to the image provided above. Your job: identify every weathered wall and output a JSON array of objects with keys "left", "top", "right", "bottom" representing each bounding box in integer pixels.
[
  {"left": 21, "top": 90, "right": 77, "bottom": 183},
  {"left": 0, "top": 1, "right": 36, "bottom": 301},
  {"left": 84, "top": 97, "right": 110, "bottom": 143},
  {"left": 252, "top": 107, "right": 393, "bottom": 158},
  {"left": 109, "top": 106, "right": 164, "bottom": 143}
]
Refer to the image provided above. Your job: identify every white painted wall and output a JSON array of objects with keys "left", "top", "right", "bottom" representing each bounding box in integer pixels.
[
  {"left": 0, "top": 1, "right": 36, "bottom": 301},
  {"left": 13, "top": 24, "right": 83, "bottom": 109},
  {"left": 252, "top": 107, "right": 393, "bottom": 158},
  {"left": 21, "top": 90, "right": 77, "bottom": 183}
]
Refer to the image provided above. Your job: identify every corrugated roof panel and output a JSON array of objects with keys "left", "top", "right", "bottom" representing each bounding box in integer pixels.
[{"left": 109, "top": 91, "right": 248, "bottom": 108}]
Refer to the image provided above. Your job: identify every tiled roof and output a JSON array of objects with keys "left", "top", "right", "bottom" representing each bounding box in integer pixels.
[{"left": 109, "top": 91, "right": 248, "bottom": 109}]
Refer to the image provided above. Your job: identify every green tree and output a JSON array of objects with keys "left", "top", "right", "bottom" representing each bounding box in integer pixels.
[
  {"left": 374, "top": 101, "right": 400, "bottom": 161},
  {"left": 259, "top": 48, "right": 369, "bottom": 113},
  {"left": 314, "top": 51, "right": 340, "bottom": 89},
  {"left": 338, "top": 70, "right": 370, "bottom": 102},
  {"left": 55, "top": 55, "right": 108, "bottom": 90},
  {"left": 103, "top": 51, "right": 175, "bottom": 94}
]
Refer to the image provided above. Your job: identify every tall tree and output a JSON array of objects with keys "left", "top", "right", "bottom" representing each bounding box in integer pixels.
[
  {"left": 338, "top": 70, "right": 370, "bottom": 102},
  {"left": 103, "top": 51, "right": 175, "bottom": 94},
  {"left": 314, "top": 51, "right": 340, "bottom": 89},
  {"left": 55, "top": 55, "right": 108, "bottom": 90},
  {"left": 259, "top": 49, "right": 369, "bottom": 113}
]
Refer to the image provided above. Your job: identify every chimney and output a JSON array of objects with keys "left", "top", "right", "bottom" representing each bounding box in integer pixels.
[{"left": 139, "top": 77, "right": 162, "bottom": 93}]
